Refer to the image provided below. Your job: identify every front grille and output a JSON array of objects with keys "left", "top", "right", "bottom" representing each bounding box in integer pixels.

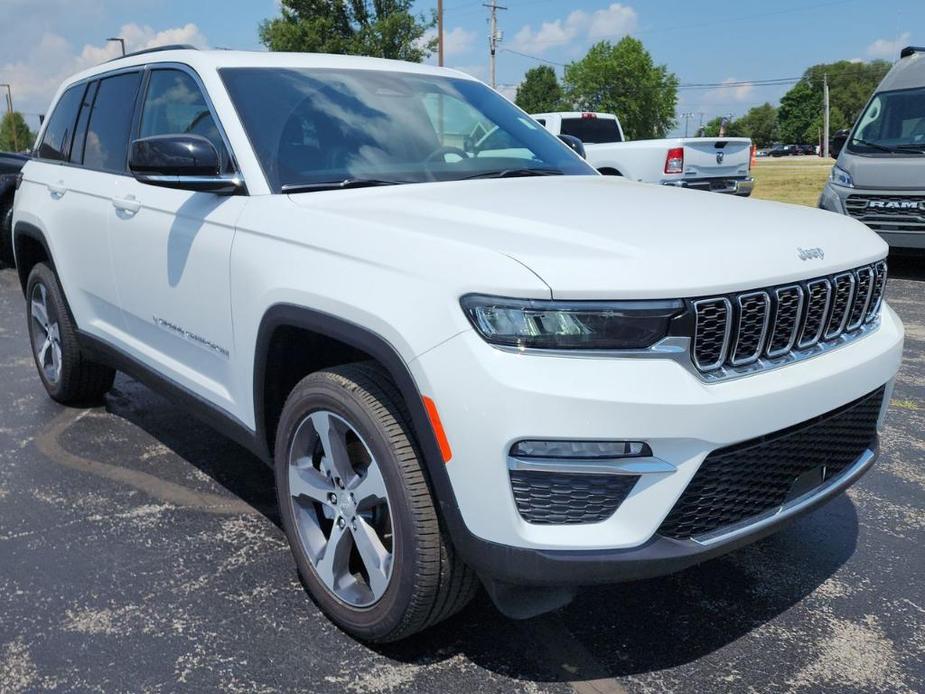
[
  {"left": 693, "top": 261, "right": 886, "bottom": 378},
  {"left": 846, "top": 195, "right": 925, "bottom": 232},
  {"left": 510, "top": 471, "right": 638, "bottom": 524},
  {"left": 657, "top": 386, "right": 884, "bottom": 540}
]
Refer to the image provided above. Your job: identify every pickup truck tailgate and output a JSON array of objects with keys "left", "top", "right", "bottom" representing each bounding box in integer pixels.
[{"left": 681, "top": 138, "right": 751, "bottom": 177}]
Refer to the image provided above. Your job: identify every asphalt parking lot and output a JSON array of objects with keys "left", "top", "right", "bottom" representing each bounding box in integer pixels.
[{"left": 0, "top": 257, "right": 922, "bottom": 694}]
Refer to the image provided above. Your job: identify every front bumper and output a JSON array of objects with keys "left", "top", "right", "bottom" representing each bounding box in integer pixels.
[
  {"left": 820, "top": 182, "right": 925, "bottom": 249},
  {"left": 457, "top": 446, "right": 877, "bottom": 586},
  {"left": 411, "top": 303, "right": 903, "bottom": 583},
  {"left": 661, "top": 176, "right": 754, "bottom": 196}
]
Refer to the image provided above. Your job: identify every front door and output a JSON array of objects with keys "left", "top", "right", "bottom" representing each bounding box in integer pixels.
[{"left": 108, "top": 67, "right": 246, "bottom": 414}]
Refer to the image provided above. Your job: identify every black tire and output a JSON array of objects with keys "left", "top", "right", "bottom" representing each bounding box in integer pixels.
[
  {"left": 0, "top": 198, "right": 13, "bottom": 267},
  {"left": 275, "top": 362, "right": 477, "bottom": 642},
  {"left": 26, "top": 263, "right": 115, "bottom": 404}
]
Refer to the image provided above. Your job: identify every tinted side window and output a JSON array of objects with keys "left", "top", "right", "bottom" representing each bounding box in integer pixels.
[
  {"left": 38, "top": 84, "right": 85, "bottom": 161},
  {"left": 140, "top": 69, "right": 229, "bottom": 170},
  {"left": 560, "top": 117, "right": 623, "bottom": 144},
  {"left": 69, "top": 81, "right": 98, "bottom": 164},
  {"left": 84, "top": 72, "right": 142, "bottom": 172}
]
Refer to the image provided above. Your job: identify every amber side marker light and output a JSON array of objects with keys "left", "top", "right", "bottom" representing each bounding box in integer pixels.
[{"left": 422, "top": 396, "right": 452, "bottom": 463}]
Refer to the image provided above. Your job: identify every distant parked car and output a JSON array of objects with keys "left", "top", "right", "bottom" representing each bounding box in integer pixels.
[
  {"left": 769, "top": 144, "right": 796, "bottom": 157},
  {"left": 756, "top": 148, "right": 770, "bottom": 157},
  {"left": 799, "top": 144, "right": 817, "bottom": 156},
  {"left": 0, "top": 151, "right": 29, "bottom": 266}
]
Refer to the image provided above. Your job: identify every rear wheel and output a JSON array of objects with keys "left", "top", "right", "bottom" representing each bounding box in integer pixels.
[
  {"left": 275, "top": 363, "right": 477, "bottom": 642},
  {"left": 26, "top": 263, "right": 115, "bottom": 404}
]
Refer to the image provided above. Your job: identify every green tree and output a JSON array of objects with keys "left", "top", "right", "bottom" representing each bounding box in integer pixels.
[
  {"left": 735, "top": 103, "right": 779, "bottom": 147},
  {"left": 515, "top": 66, "right": 565, "bottom": 114},
  {"left": 701, "top": 115, "right": 745, "bottom": 138},
  {"left": 563, "top": 38, "right": 678, "bottom": 139},
  {"left": 0, "top": 112, "right": 34, "bottom": 153},
  {"left": 259, "top": 0, "right": 435, "bottom": 62},
  {"left": 777, "top": 60, "right": 890, "bottom": 142}
]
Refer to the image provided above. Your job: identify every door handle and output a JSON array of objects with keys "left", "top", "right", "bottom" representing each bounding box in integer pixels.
[
  {"left": 47, "top": 181, "right": 67, "bottom": 197},
  {"left": 112, "top": 195, "right": 141, "bottom": 214}
]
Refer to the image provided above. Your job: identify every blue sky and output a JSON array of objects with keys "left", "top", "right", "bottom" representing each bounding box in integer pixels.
[{"left": 1, "top": 0, "right": 921, "bottom": 135}]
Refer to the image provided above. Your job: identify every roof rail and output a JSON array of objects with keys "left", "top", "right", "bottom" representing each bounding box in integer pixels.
[
  {"left": 106, "top": 44, "right": 198, "bottom": 63},
  {"left": 900, "top": 46, "right": 925, "bottom": 59}
]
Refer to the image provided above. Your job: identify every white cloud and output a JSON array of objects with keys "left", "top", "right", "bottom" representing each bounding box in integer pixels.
[
  {"left": 866, "top": 32, "right": 911, "bottom": 59},
  {"left": 0, "top": 23, "right": 208, "bottom": 124},
  {"left": 702, "top": 78, "right": 755, "bottom": 105},
  {"left": 419, "top": 26, "right": 477, "bottom": 58},
  {"left": 512, "top": 3, "right": 638, "bottom": 54},
  {"left": 444, "top": 27, "right": 477, "bottom": 57}
]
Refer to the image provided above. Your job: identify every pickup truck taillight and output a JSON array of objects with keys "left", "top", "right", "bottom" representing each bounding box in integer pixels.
[{"left": 664, "top": 147, "right": 684, "bottom": 174}]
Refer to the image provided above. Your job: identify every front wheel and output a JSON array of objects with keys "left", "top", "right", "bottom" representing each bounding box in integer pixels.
[{"left": 274, "top": 363, "right": 476, "bottom": 642}]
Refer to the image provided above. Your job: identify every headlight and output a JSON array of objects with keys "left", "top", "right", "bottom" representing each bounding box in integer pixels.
[
  {"left": 460, "top": 295, "right": 684, "bottom": 350},
  {"left": 830, "top": 164, "right": 854, "bottom": 188}
]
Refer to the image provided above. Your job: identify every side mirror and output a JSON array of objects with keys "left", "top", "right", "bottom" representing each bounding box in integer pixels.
[
  {"left": 129, "top": 134, "right": 242, "bottom": 194},
  {"left": 830, "top": 130, "right": 849, "bottom": 158},
  {"left": 558, "top": 134, "right": 587, "bottom": 159}
]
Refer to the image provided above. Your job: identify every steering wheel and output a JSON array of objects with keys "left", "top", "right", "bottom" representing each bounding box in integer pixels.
[{"left": 425, "top": 145, "right": 471, "bottom": 164}]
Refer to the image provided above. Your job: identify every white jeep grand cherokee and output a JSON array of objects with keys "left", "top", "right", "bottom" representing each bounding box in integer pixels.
[{"left": 12, "top": 47, "right": 904, "bottom": 642}]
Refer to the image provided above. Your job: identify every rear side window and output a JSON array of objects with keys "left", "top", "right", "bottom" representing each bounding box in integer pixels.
[
  {"left": 139, "top": 69, "right": 229, "bottom": 170},
  {"left": 69, "top": 81, "right": 98, "bottom": 164},
  {"left": 83, "top": 72, "right": 142, "bottom": 172},
  {"left": 560, "top": 117, "right": 623, "bottom": 144},
  {"left": 37, "top": 84, "right": 85, "bottom": 161}
]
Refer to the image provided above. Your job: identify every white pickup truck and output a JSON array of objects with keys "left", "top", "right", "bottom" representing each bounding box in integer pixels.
[{"left": 533, "top": 111, "right": 754, "bottom": 196}]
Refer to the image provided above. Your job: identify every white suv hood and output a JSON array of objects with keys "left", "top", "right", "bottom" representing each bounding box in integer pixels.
[{"left": 289, "top": 176, "right": 888, "bottom": 300}]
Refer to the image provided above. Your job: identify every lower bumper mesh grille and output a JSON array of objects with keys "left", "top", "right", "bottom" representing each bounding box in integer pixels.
[
  {"left": 657, "top": 387, "right": 884, "bottom": 540},
  {"left": 510, "top": 471, "right": 638, "bottom": 525}
]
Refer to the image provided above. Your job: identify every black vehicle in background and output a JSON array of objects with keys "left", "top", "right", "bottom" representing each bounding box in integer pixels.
[{"left": 0, "top": 151, "right": 29, "bottom": 266}]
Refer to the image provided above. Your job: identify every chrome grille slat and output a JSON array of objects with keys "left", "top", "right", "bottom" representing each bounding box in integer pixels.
[
  {"left": 692, "top": 262, "right": 886, "bottom": 379},
  {"left": 693, "top": 298, "right": 732, "bottom": 371},
  {"left": 797, "top": 279, "right": 831, "bottom": 349},
  {"left": 866, "top": 261, "right": 887, "bottom": 323},
  {"left": 766, "top": 285, "right": 804, "bottom": 358},
  {"left": 846, "top": 267, "right": 874, "bottom": 332},
  {"left": 731, "top": 292, "right": 771, "bottom": 366},
  {"left": 824, "top": 273, "right": 856, "bottom": 340}
]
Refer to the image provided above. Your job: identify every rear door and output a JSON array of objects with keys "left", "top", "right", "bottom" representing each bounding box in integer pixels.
[
  {"left": 24, "top": 74, "right": 141, "bottom": 339},
  {"left": 108, "top": 65, "right": 246, "bottom": 414}
]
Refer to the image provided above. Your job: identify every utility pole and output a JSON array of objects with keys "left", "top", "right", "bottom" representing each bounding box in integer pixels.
[
  {"left": 437, "top": 0, "right": 444, "bottom": 67},
  {"left": 484, "top": 1, "right": 506, "bottom": 90},
  {"left": 0, "top": 84, "right": 16, "bottom": 152},
  {"left": 823, "top": 72, "right": 830, "bottom": 159},
  {"left": 681, "top": 112, "right": 694, "bottom": 137}
]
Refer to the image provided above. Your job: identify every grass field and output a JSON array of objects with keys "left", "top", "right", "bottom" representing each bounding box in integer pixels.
[{"left": 750, "top": 156, "right": 834, "bottom": 207}]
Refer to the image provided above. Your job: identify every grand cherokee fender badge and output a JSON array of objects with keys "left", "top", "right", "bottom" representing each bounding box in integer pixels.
[
  {"left": 153, "top": 316, "right": 230, "bottom": 358},
  {"left": 798, "top": 247, "right": 825, "bottom": 261}
]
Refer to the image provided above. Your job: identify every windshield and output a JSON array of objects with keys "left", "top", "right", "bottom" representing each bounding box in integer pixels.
[
  {"left": 848, "top": 87, "right": 925, "bottom": 155},
  {"left": 219, "top": 67, "right": 596, "bottom": 192}
]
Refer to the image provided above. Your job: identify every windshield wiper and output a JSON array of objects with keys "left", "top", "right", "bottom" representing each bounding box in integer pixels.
[
  {"left": 849, "top": 138, "right": 899, "bottom": 154},
  {"left": 281, "top": 178, "right": 407, "bottom": 193},
  {"left": 460, "top": 168, "right": 565, "bottom": 180},
  {"left": 894, "top": 143, "right": 925, "bottom": 154}
]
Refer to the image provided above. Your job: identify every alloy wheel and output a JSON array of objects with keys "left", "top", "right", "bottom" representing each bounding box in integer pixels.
[
  {"left": 288, "top": 410, "right": 394, "bottom": 607},
  {"left": 30, "top": 282, "right": 62, "bottom": 385}
]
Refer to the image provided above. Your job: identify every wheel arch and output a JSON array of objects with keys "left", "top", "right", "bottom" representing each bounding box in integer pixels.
[
  {"left": 12, "top": 221, "right": 55, "bottom": 295},
  {"left": 252, "top": 304, "right": 462, "bottom": 525}
]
